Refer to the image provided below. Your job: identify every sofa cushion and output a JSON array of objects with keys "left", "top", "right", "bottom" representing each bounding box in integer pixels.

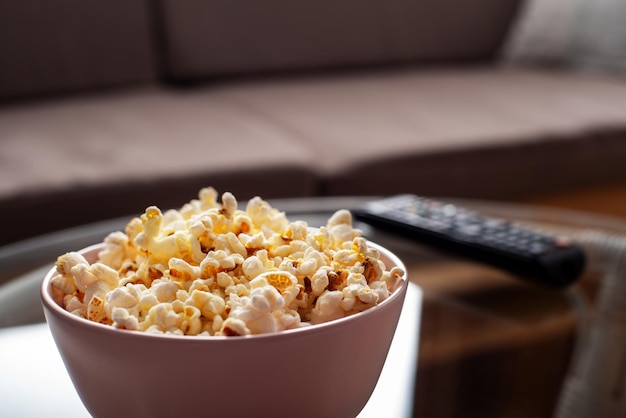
[
  {"left": 0, "top": 0, "right": 157, "bottom": 101},
  {"left": 0, "top": 87, "right": 317, "bottom": 246},
  {"left": 210, "top": 67, "right": 626, "bottom": 198},
  {"left": 158, "top": 0, "right": 521, "bottom": 81},
  {"left": 5, "top": 66, "right": 626, "bottom": 247}
]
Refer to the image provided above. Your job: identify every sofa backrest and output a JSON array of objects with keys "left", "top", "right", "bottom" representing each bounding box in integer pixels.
[
  {"left": 0, "top": 0, "right": 157, "bottom": 102},
  {"left": 0, "top": 0, "right": 523, "bottom": 100},
  {"left": 157, "top": 0, "right": 522, "bottom": 81}
]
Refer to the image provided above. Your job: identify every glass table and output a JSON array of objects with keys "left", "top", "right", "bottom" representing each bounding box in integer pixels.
[{"left": 0, "top": 196, "right": 625, "bottom": 417}]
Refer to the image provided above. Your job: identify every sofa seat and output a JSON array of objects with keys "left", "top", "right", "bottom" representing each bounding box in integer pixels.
[
  {"left": 213, "top": 66, "right": 626, "bottom": 198},
  {"left": 0, "top": 87, "right": 318, "bottom": 245},
  {"left": 3, "top": 66, "right": 626, "bottom": 246}
]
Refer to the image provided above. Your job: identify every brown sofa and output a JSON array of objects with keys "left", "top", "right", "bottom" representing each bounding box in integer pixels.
[{"left": 2, "top": 0, "right": 626, "bottom": 248}]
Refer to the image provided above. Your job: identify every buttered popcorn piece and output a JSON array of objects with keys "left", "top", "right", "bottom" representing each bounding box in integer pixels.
[{"left": 51, "top": 188, "right": 404, "bottom": 336}]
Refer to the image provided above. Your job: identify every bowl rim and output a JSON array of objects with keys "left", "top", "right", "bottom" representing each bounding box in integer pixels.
[{"left": 41, "top": 240, "right": 408, "bottom": 343}]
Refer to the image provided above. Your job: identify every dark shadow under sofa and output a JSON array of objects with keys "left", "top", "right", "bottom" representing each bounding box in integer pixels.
[{"left": 3, "top": 0, "right": 626, "bottom": 248}]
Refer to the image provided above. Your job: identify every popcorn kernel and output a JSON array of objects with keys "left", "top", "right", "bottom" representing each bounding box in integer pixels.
[{"left": 52, "top": 189, "right": 404, "bottom": 336}]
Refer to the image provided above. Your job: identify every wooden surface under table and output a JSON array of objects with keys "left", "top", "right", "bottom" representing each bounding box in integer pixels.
[{"left": 406, "top": 256, "right": 596, "bottom": 418}]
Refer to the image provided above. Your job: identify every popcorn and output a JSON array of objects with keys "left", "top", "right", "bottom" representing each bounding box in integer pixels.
[{"left": 51, "top": 188, "right": 405, "bottom": 336}]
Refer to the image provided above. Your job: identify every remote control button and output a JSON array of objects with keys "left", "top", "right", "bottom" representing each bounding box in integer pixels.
[
  {"left": 441, "top": 204, "right": 458, "bottom": 217},
  {"left": 458, "top": 224, "right": 481, "bottom": 236},
  {"left": 484, "top": 219, "right": 507, "bottom": 229},
  {"left": 529, "top": 242, "right": 549, "bottom": 255}
]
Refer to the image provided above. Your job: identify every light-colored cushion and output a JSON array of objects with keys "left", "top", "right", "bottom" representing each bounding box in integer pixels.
[
  {"left": 502, "top": 0, "right": 626, "bottom": 73},
  {"left": 573, "top": 0, "right": 626, "bottom": 72}
]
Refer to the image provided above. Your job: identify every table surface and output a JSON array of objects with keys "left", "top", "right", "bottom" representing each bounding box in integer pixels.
[{"left": 2, "top": 196, "right": 626, "bottom": 418}]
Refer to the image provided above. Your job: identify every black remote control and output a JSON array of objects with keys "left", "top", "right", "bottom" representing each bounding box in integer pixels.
[{"left": 353, "top": 194, "right": 586, "bottom": 287}]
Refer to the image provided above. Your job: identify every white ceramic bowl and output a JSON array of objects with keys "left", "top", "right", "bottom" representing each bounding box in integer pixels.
[{"left": 41, "top": 242, "right": 408, "bottom": 418}]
